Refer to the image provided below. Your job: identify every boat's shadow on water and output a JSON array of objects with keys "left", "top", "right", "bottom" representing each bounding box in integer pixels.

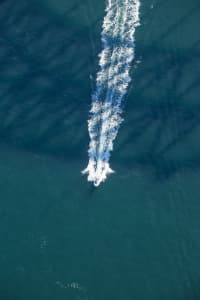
[{"left": 0, "top": 0, "right": 199, "bottom": 184}]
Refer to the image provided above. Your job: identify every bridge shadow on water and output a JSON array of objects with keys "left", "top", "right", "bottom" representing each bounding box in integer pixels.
[
  {"left": 0, "top": 0, "right": 96, "bottom": 162},
  {"left": 0, "top": 0, "right": 199, "bottom": 183},
  {"left": 114, "top": 3, "right": 200, "bottom": 181}
]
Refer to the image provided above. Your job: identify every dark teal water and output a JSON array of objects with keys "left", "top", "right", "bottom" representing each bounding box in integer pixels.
[{"left": 0, "top": 0, "right": 200, "bottom": 299}]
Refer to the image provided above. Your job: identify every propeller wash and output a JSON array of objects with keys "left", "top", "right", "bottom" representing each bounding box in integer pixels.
[{"left": 82, "top": 0, "right": 140, "bottom": 186}]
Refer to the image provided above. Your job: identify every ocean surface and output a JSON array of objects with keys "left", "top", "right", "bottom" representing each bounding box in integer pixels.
[{"left": 0, "top": 0, "right": 200, "bottom": 299}]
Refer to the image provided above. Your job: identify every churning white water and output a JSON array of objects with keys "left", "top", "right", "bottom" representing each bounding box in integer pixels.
[{"left": 82, "top": 0, "right": 141, "bottom": 186}]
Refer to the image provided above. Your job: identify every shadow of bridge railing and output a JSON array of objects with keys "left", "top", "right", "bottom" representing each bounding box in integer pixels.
[
  {"left": 0, "top": 0, "right": 98, "bottom": 161},
  {"left": 115, "top": 35, "right": 200, "bottom": 180}
]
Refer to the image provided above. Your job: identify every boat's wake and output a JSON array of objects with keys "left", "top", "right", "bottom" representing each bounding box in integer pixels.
[{"left": 82, "top": 0, "right": 140, "bottom": 186}]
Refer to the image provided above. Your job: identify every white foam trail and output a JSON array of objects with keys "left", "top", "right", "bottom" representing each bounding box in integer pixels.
[{"left": 82, "top": 0, "right": 140, "bottom": 186}]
